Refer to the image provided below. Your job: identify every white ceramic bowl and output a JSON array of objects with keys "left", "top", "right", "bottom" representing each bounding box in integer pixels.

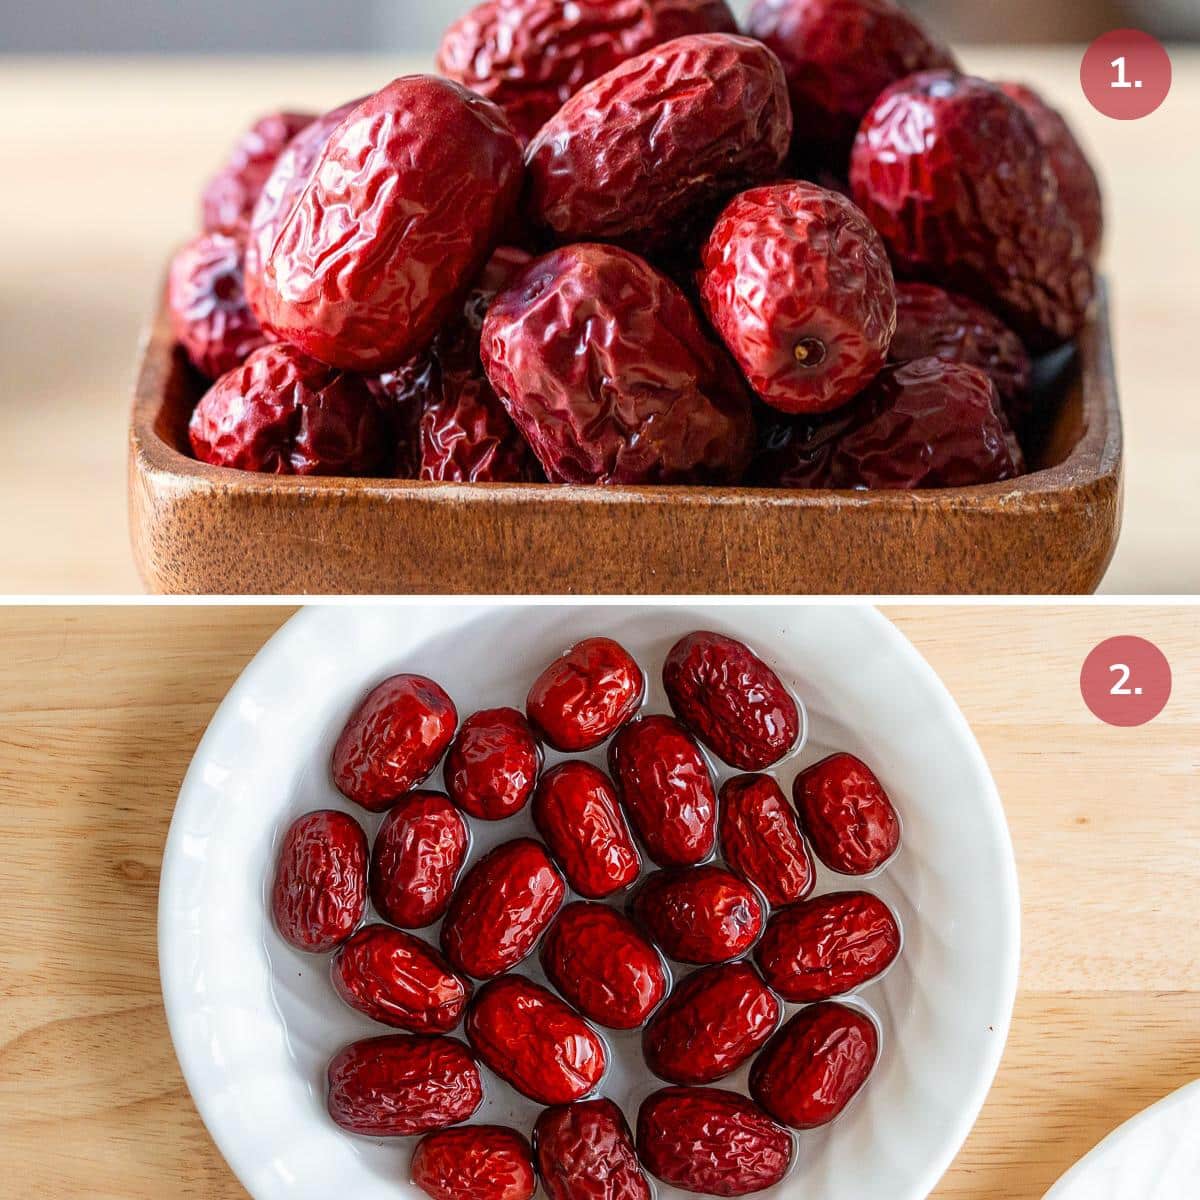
[{"left": 159, "top": 604, "right": 1019, "bottom": 1200}]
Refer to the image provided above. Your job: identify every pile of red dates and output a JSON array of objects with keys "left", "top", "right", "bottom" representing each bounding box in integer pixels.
[
  {"left": 272, "top": 629, "right": 905, "bottom": 1198},
  {"left": 172, "top": 0, "right": 1102, "bottom": 491}
]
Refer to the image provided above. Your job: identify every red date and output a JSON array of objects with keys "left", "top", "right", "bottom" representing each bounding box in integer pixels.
[
  {"left": 370, "top": 355, "right": 437, "bottom": 479},
  {"left": 534, "top": 1098, "right": 652, "bottom": 1200},
  {"left": 793, "top": 752, "right": 901, "bottom": 874},
  {"left": 412, "top": 1126, "right": 536, "bottom": 1200},
  {"left": 632, "top": 866, "right": 764, "bottom": 965},
  {"left": 444, "top": 707, "right": 541, "bottom": 821},
  {"left": 719, "top": 774, "right": 815, "bottom": 906}
]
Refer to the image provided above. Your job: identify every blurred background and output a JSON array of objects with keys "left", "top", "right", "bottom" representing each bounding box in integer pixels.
[{"left": 3, "top": 0, "right": 1198, "bottom": 52}]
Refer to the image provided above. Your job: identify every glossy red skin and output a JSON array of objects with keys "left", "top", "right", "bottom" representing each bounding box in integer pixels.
[
  {"left": 465, "top": 975, "right": 608, "bottom": 1104},
  {"left": 793, "top": 752, "right": 901, "bottom": 875},
  {"left": 699, "top": 182, "right": 897, "bottom": 415},
  {"left": 539, "top": 901, "right": 667, "bottom": 1030},
  {"left": 168, "top": 233, "right": 270, "bottom": 380},
  {"left": 444, "top": 708, "right": 541, "bottom": 820},
  {"left": 439, "top": 0, "right": 737, "bottom": 145},
  {"left": 533, "top": 763, "right": 643, "bottom": 898},
  {"left": 440, "top": 839, "right": 565, "bottom": 979},
  {"left": 749, "top": 1002, "right": 879, "bottom": 1128},
  {"left": 326, "top": 1034, "right": 482, "bottom": 1137},
  {"left": 632, "top": 867, "right": 764, "bottom": 965},
  {"left": 526, "top": 34, "right": 791, "bottom": 255},
  {"left": 201, "top": 110, "right": 315, "bottom": 236},
  {"left": 608, "top": 716, "right": 717, "bottom": 868},
  {"left": 258, "top": 76, "right": 523, "bottom": 371},
  {"left": 534, "top": 1099, "right": 652, "bottom": 1200},
  {"left": 331, "top": 924, "right": 473, "bottom": 1033},
  {"left": 747, "top": 0, "right": 956, "bottom": 164},
  {"left": 371, "top": 793, "right": 470, "bottom": 929},
  {"left": 663, "top": 632, "right": 800, "bottom": 771},
  {"left": 636, "top": 1087, "right": 793, "bottom": 1197},
  {"left": 483, "top": 245, "right": 755, "bottom": 485},
  {"left": 188, "top": 343, "right": 384, "bottom": 476},
  {"left": 719, "top": 774, "right": 816, "bottom": 906},
  {"left": 368, "top": 356, "right": 436, "bottom": 479},
  {"left": 643, "top": 962, "right": 781, "bottom": 1085},
  {"left": 271, "top": 810, "right": 367, "bottom": 953},
  {"left": 755, "top": 890, "right": 901, "bottom": 1001},
  {"left": 1000, "top": 81, "right": 1103, "bottom": 259},
  {"left": 332, "top": 674, "right": 458, "bottom": 812},
  {"left": 526, "top": 637, "right": 645, "bottom": 752},
  {"left": 412, "top": 1126, "right": 537, "bottom": 1200},
  {"left": 850, "top": 72, "right": 1095, "bottom": 350}
]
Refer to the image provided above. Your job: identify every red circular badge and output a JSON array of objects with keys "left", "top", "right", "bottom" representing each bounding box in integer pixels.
[
  {"left": 1081, "top": 29, "right": 1172, "bottom": 120},
  {"left": 1080, "top": 637, "right": 1172, "bottom": 727}
]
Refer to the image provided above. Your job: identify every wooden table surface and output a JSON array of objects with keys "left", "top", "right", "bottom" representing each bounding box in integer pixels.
[
  {"left": 0, "top": 603, "right": 1197, "bottom": 1197},
  {"left": 0, "top": 48, "right": 1197, "bottom": 594}
]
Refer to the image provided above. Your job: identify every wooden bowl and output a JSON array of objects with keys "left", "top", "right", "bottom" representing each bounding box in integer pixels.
[{"left": 130, "top": 284, "right": 1121, "bottom": 595}]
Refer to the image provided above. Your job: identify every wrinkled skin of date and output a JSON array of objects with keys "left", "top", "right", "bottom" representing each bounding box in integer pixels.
[
  {"left": 333, "top": 674, "right": 458, "bottom": 812},
  {"left": 636, "top": 1087, "right": 793, "bottom": 1197},
  {"left": 632, "top": 866, "right": 764, "bottom": 965},
  {"left": 643, "top": 962, "right": 781, "bottom": 1085},
  {"left": 440, "top": 839, "right": 565, "bottom": 978},
  {"left": 327, "top": 1034, "right": 482, "bottom": 1137},
  {"left": 793, "top": 752, "right": 901, "bottom": 875},
  {"left": 533, "top": 763, "right": 643, "bottom": 898},
  {"left": 368, "top": 355, "right": 436, "bottom": 479},
  {"left": 526, "top": 34, "right": 791, "bottom": 255},
  {"left": 371, "top": 792, "right": 470, "bottom": 929},
  {"left": 483, "top": 245, "right": 755, "bottom": 485},
  {"left": 663, "top": 632, "right": 800, "bottom": 771},
  {"left": 850, "top": 72, "right": 1095, "bottom": 350},
  {"left": 272, "top": 809, "right": 367, "bottom": 952},
  {"left": 749, "top": 1002, "right": 879, "bottom": 1128},
  {"left": 202, "top": 110, "right": 315, "bottom": 236},
  {"left": 188, "top": 343, "right": 385, "bottom": 476},
  {"left": 747, "top": 0, "right": 956, "bottom": 165},
  {"left": 539, "top": 901, "right": 667, "bottom": 1030},
  {"left": 534, "top": 1098, "right": 652, "bottom": 1200},
  {"left": 412, "top": 1126, "right": 536, "bottom": 1200},
  {"left": 746, "top": 403, "right": 853, "bottom": 489},
  {"left": 258, "top": 76, "right": 523, "bottom": 371},
  {"left": 444, "top": 707, "right": 542, "bottom": 821},
  {"left": 331, "top": 924, "right": 473, "bottom": 1033},
  {"left": 466, "top": 975, "right": 608, "bottom": 1104},
  {"left": 699, "top": 182, "right": 897, "bottom": 415},
  {"left": 608, "top": 716, "right": 717, "bottom": 868},
  {"left": 755, "top": 890, "right": 901, "bottom": 1001},
  {"left": 719, "top": 774, "right": 815, "bottom": 906},
  {"left": 526, "top": 637, "right": 645, "bottom": 752},
  {"left": 168, "top": 233, "right": 270, "bottom": 380},
  {"left": 439, "top": 0, "right": 737, "bottom": 145}
]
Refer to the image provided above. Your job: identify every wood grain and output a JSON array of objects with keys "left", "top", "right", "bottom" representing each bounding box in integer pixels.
[{"left": 1, "top": 605, "right": 1198, "bottom": 1198}]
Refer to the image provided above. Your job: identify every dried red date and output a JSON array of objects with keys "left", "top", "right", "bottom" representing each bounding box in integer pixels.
[
  {"left": 719, "top": 774, "right": 815, "bottom": 906},
  {"left": 608, "top": 716, "right": 717, "bottom": 868},
  {"left": 534, "top": 1098, "right": 652, "bottom": 1200},
  {"left": 466, "top": 975, "right": 608, "bottom": 1104},
  {"left": 526, "top": 637, "right": 644, "bottom": 752},
  {"left": 444, "top": 707, "right": 541, "bottom": 821},
  {"left": 663, "top": 632, "right": 800, "bottom": 771},
  {"left": 412, "top": 1126, "right": 536, "bottom": 1200},
  {"left": 793, "top": 752, "right": 901, "bottom": 874},
  {"left": 271, "top": 809, "right": 367, "bottom": 952},
  {"left": 482, "top": 245, "right": 755, "bottom": 485},
  {"left": 188, "top": 343, "right": 384, "bottom": 476},
  {"left": 371, "top": 792, "right": 470, "bottom": 929},
  {"left": 440, "top": 839, "right": 565, "bottom": 978},
  {"left": 526, "top": 34, "right": 791, "bottom": 255},
  {"left": 533, "top": 763, "right": 642, "bottom": 898},
  {"left": 258, "top": 77, "right": 523, "bottom": 371},
  {"left": 699, "top": 182, "right": 897, "bottom": 415},
  {"left": 539, "top": 902, "right": 667, "bottom": 1029},
  {"left": 636, "top": 1087, "right": 793, "bottom": 1196},
  {"left": 326, "top": 1034, "right": 482, "bottom": 1136},
  {"left": 755, "top": 890, "right": 900, "bottom": 1001},
  {"left": 749, "top": 1002, "right": 879, "bottom": 1128},
  {"left": 643, "top": 962, "right": 780, "bottom": 1085},
  {"left": 331, "top": 924, "right": 472, "bottom": 1033},
  {"left": 438, "top": 0, "right": 738, "bottom": 144},
  {"left": 632, "top": 866, "right": 764, "bottom": 964},
  {"left": 333, "top": 674, "right": 458, "bottom": 812}
]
